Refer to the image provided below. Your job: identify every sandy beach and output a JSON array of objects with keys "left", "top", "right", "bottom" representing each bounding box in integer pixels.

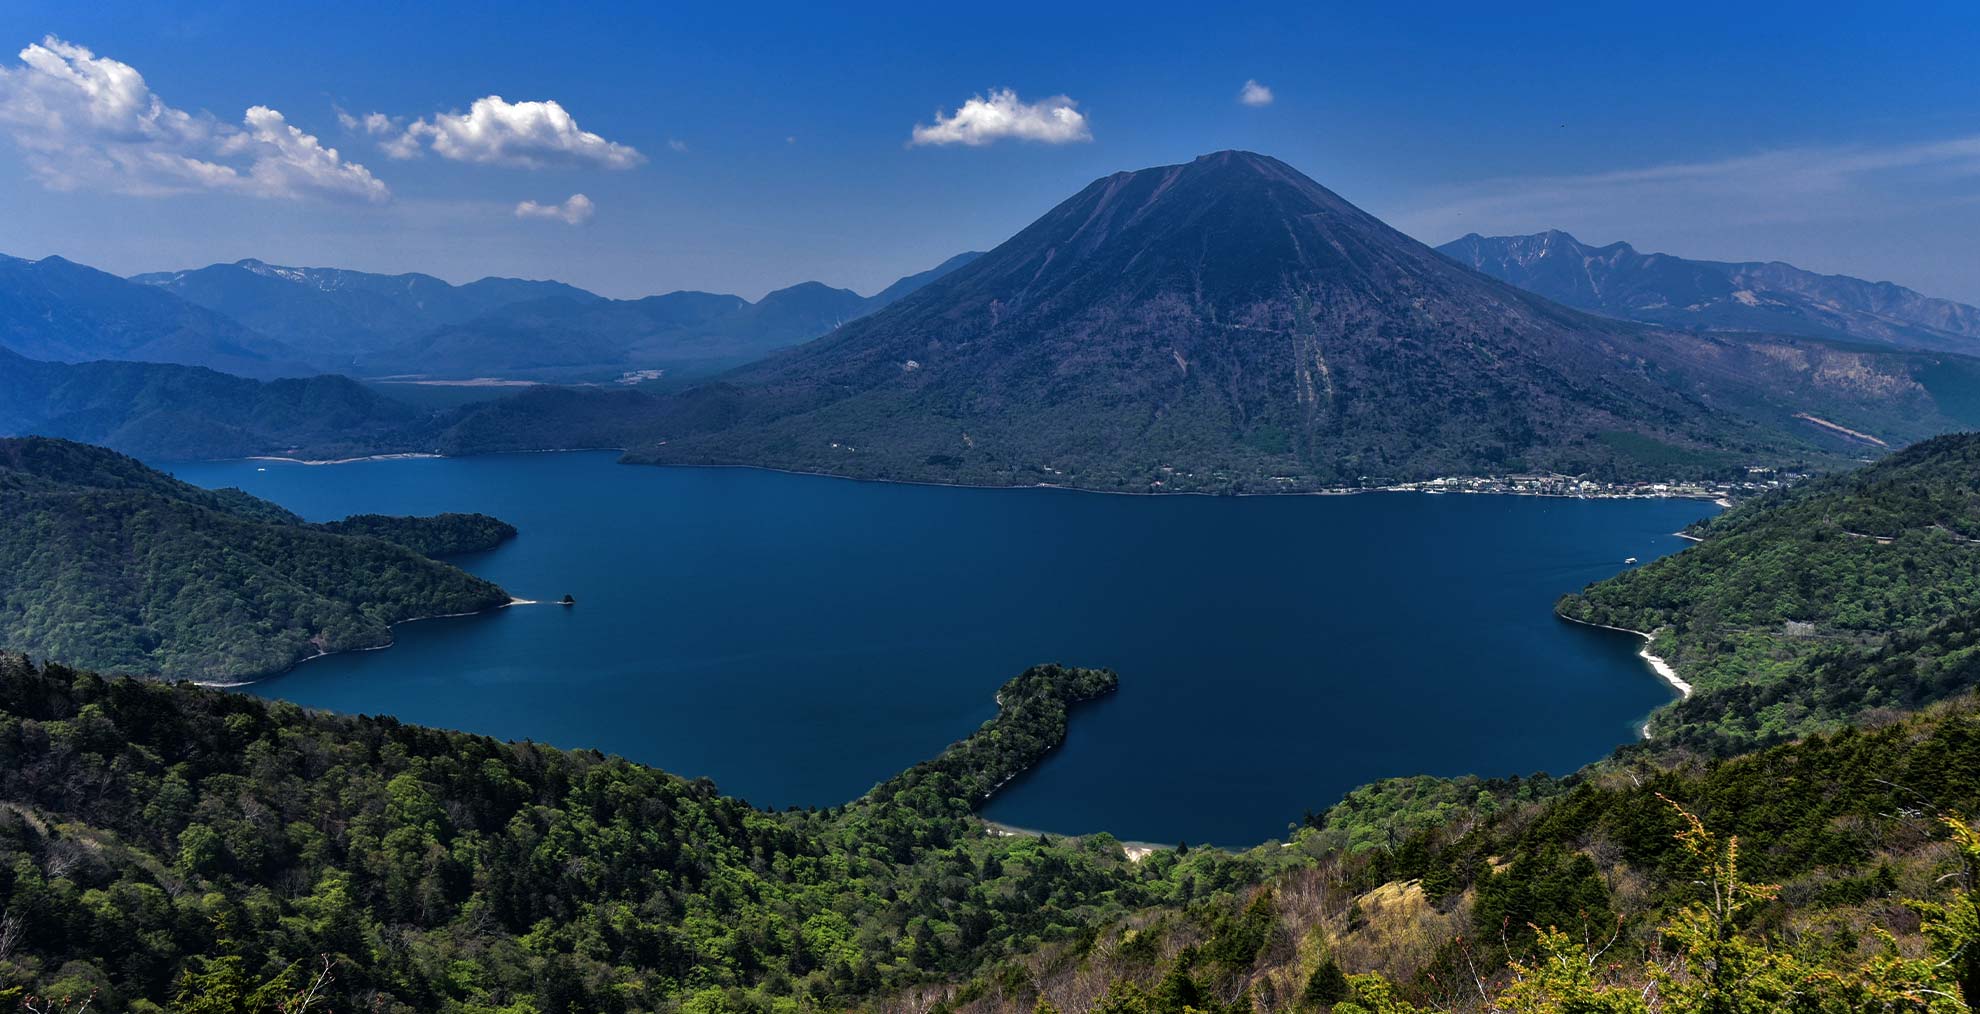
[
  {"left": 1560, "top": 609, "right": 1686, "bottom": 697},
  {"left": 372, "top": 377, "right": 539, "bottom": 388},
  {"left": 1631, "top": 633, "right": 1691, "bottom": 698},
  {"left": 1556, "top": 612, "right": 1693, "bottom": 739},
  {"left": 984, "top": 820, "right": 1163, "bottom": 861},
  {"left": 1556, "top": 613, "right": 1691, "bottom": 699},
  {"left": 247, "top": 452, "right": 444, "bottom": 466}
]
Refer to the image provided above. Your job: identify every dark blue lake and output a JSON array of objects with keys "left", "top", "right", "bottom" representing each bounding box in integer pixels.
[{"left": 166, "top": 453, "right": 1713, "bottom": 846}]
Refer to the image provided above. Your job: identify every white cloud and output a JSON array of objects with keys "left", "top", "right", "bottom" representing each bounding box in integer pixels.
[
  {"left": 909, "top": 88, "right": 1091, "bottom": 147},
  {"left": 1390, "top": 134, "right": 1980, "bottom": 243},
  {"left": 514, "top": 192, "right": 594, "bottom": 224},
  {"left": 339, "top": 107, "right": 400, "bottom": 137},
  {"left": 667, "top": 137, "right": 688, "bottom": 152},
  {"left": 235, "top": 106, "right": 389, "bottom": 201},
  {"left": 1239, "top": 80, "right": 1274, "bottom": 107},
  {"left": 384, "top": 95, "right": 643, "bottom": 169},
  {"left": 340, "top": 108, "right": 422, "bottom": 159},
  {"left": 0, "top": 36, "right": 386, "bottom": 201}
]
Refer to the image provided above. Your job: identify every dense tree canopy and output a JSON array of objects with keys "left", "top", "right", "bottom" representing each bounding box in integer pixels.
[
  {"left": 0, "top": 438, "right": 512, "bottom": 682},
  {"left": 316, "top": 513, "right": 517, "bottom": 557},
  {"left": 0, "top": 658, "right": 1277, "bottom": 1012},
  {"left": 1559, "top": 433, "right": 1980, "bottom": 747},
  {"left": 10, "top": 432, "right": 1980, "bottom": 1011}
]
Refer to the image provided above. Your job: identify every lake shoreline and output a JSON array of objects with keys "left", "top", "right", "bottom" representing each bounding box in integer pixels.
[
  {"left": 637, "top": 459, "right": 1734, "bottom": 503},
  {"left": 192, "top": 595, "right": 533, "bottom": 689},
  {"left": 238, "top": 447, "right": 1738, "bottom": 504},
  {"left": 1555, "top": 612, "right": 1693, "bottom": 737},
  {"left": 981, "top": 819, "right": 1169, "bottom": 861},
  {"left": 620, "top": 456, "right": 1735, "bottom": 503},
  {"left": 177, "top": 451, "right": 1715, "bottom": 845},
  {"left": 247, "top": 452, "right": 445, "bottom": 466}
]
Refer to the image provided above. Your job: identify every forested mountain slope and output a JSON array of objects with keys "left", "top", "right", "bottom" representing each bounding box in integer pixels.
[
  {"left": 0, "top": 347, "right": 425, "bottom": 461},
  {"left": 1559, "top": 432, "right": 1980, "bottom": 749},
  {"left": 317, "top": 513, "right": 517, "bottom": 557},
  {"left": 0, "top": 439, "right": 512, "bottom": 682},
  {"left": 4, "top": 431, "right": 1980, "bottom": 1010},
  {"left": 0, "top": 659, "right": 1276, "bottom": 1012},
  {"left": 610, "top": 152, "right": 1980, "bottom": 491},
  {"left": 914, "top": 693, "right": 1980, "bottom": 1014},
  {"left": 3, "top": 657, "right": 1976, "bottom": 1013}
]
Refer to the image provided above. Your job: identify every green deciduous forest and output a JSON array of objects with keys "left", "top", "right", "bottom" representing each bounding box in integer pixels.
[
  {"left": 0, "top": 659, "right": 1274, "bottom": 1013},
  {"left": 315, "top": 514, "right": 517, "bottom": 558},
  {"left": 11, "top": 432, "right": 1980, "bottom": 1012},
  {"left": 1558, "top": 433, "right": 1980, "bottom": 749},
  {"left": 0, "top": 439, "right": 513, "bottom": 683},
  {"left": 921, "top": 690, "right": 1980, "bottom": 1014},
  {"left": 5, "top": 656, "right": 1980, "bottom": 1012}
]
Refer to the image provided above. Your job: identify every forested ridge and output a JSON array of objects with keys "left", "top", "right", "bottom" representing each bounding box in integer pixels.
[
  {"left": 0, "top": 659, "right": 1278, "bottom": 1012},
  {"left": 315, "top": 514, "right": 517, "bottom": 558},
  {"left": 0, "top": 348, "right": 428, "bottom": 462},
  {"left": 916, "top": 692, "right": 1980, "bottom": 1014},
  {"left": 0, "top": 438, "right": 513, "bottom": 682},
  {"left": 3, "top": 659, "right": 1979, "bottom": 1013},
  {"left": 1558, "top": 432, "right": 1980, "bottom": 749}
]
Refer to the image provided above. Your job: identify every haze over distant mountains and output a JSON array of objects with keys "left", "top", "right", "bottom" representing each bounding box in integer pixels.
[
  {"left": 0, "top": 253, "right": 316, "bottom": 380},
  {"left": 0, "top": 248, "right": 982, "bottom": 381},
  {"left": 128, "top": 259, "right": 601, "bottom": 367},
  {"left": 130, "top": 252, "right": 981, "bottom": 378},
  {"left": 1440, "top": 230, "right": 1980, "bottom": 352},
  {"left": 376, "top": 252, "right": 981, "bottom": 379},
  {"left": 8, "top": 151, "right": 1980, "bottom": 486}
]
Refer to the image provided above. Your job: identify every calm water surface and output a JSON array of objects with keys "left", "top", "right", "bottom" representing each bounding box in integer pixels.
[{"left": 166, "top": 453, "right": 1714, "bottom": 845}]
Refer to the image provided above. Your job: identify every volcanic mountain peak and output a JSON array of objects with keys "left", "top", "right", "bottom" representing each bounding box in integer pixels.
[
  {"left": 864, "top": 148, "right": 1517, "bottom": 332},
  {"left": 604, "top": 150, "right": 1979, "bottom": 489}
]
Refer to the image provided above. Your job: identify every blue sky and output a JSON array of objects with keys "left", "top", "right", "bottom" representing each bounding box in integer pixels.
[{"left": 0, "top": 1, "right": 1976, "bottom": 302}]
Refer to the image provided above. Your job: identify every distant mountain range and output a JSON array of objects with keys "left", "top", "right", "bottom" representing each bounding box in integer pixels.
[
  {"left": 380, "top": 252, "right": 981, "bottom": 378},
  {"left": 1439, "top": 230, "right": 1980, "bottom": 352},
  {"left": 595, "top": 151, "right": 1980, "bottom": 488},
  {"left": 0, "top": 253, "right": 315, "bottom": 379},
  {"left": 10, "top": 154, "right": 1980, "bottom": 485},
  {"left": 129, "top": 259, "right": 601, "bottom": 367},
  {"left": 0, "top": 249, "right": 982, "bottom": 381}
]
